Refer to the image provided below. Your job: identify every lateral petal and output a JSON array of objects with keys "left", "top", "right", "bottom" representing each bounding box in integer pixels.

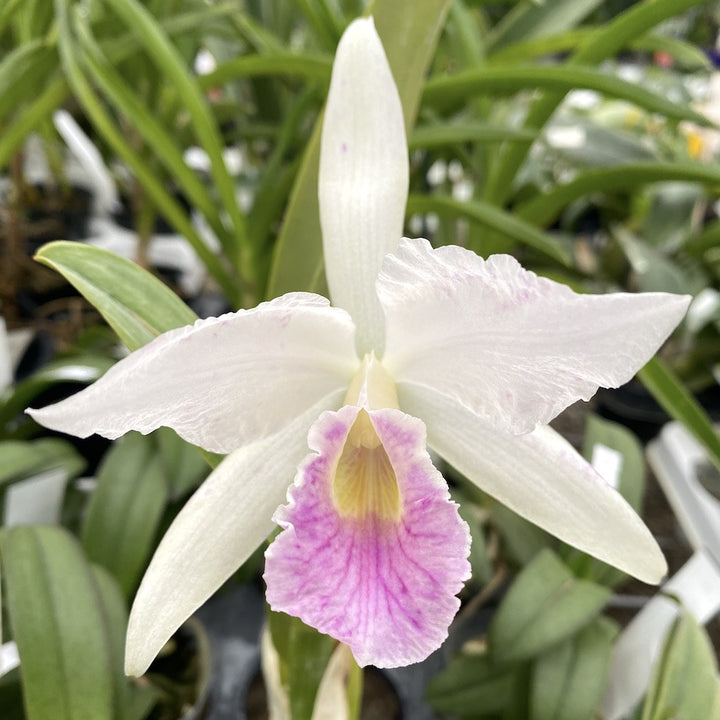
[
  {"left": 28, "top": 293, "right": 358, "bottom": 453},
  {"left": 319, "top": 17, "right": 408, "bottom": 355},
  {"left": 380, "top": 238, "right": 691, "bottom": 434},
  {"left": 264, "top": 406, "right": 470, "bottom": 668},
  {"left": 399, "top": 384, "right": 667, "bottom": 584},
  {"left": 124, "top": 391, "right": 344, "bottom": 676}
]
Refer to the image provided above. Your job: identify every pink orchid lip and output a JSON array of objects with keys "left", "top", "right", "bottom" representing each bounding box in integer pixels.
[{"left": 264, "top": 404, "right": 471, "bottom": 668}]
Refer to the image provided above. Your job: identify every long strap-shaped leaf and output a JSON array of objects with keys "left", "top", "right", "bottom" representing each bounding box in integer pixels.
[
  {"left": 410, "top": 122, "right": 538, "bottom": 148},
  {"left": 198, "top": 53, "right": 332, "bottom": 89},
  {"left": 1, "top": 526, "right": 115, "bottom": 720},
  {"left": 484, "top": 0, "right": 714, "bottom": 204},
  {"left": 639, "top": 357, "right": 720, "bottom": 474},
  {"left": 406, "top": 194, "right": 571, "bottom": 265},
  {"left": 0, "top": 76, "right": 67, "bottom": 171},
  {"left": 516, "top": 162, "right": 720, "bottom": 227},
  {"left": 35, "top": 240, "right": 198, "bottom": 351},
  {"left": 0, "top": 6, "right": 238, "bottom": 169},
  {"left": 93, "top": 0, "right": 250, "bottom": 281},
  {"left": 73, "top": 16, "right": 233, "bottom": 263},
  {"left": 423, "top": 64, "right": 712, "bottom": 127},
  {"left": 53, "top": 0, "right": 239, "bottom": 303},
  {"left": 487, "top": 27, "right": 711, "bottom": 69},
  {"left": 267, "top": 0, "right": 453, "bottom": 297}
]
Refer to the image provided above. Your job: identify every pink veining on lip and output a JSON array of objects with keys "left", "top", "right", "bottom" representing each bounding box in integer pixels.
[{"left": 264, "top": 405, "right": 471, "bottom": 668}]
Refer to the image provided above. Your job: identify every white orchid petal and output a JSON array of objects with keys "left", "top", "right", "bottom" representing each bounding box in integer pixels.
[
  {"left": 399, "top": 384, "right": 667, "bottom": 584},
  {"left": 381, "top": 239, "right": 691, "bottom": 434},
  {"left": 319, "top": 17, "right": 408, "bottom": 355},
  {"left": 28, "top": 293, "right": 358, "bottom": 453},
  {"left": 124, "top": 391, "right": 343, "bottom": 676}
]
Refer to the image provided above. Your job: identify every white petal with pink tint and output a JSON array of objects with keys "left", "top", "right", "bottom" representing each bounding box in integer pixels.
[
  {"left": 319, "top": 18, "right": 408, "bottom": 355},
  {"left": 29, "top": 293, "right": 358, "bottom": 453},
  {"left": 379, "top": 238, "right": 691, "bottom": 435},
  {"left": 264, "top": 406, "right": 470, "bottom": 668},
  {"left": 399, "top": 384, "right": 667, "bottom": 584},
  {"left": 124, "top": 391, "right": 344, "bottom": 676}
]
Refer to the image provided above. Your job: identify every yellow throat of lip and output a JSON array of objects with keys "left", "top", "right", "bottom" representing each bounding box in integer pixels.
[{"left": 332, "top": 354, "right": 402, "bottom": 522}]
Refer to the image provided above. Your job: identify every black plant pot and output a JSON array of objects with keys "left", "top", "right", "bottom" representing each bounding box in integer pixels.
[
  {"left": 24, "top": 183, "right": 93, "bottom": 250},
  {"left": 597, "top": 380, "right": 720, "bottom": 444}
]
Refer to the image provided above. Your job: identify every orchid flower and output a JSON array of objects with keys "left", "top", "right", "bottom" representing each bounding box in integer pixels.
[{"left": 29, "top": 18, "right": 690, "bottom": 672}]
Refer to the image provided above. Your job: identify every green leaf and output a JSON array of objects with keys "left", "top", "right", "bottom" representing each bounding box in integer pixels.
[
  {"left": 641, "top": 611, "right": 720, "bottom": 720},
  {"left": 516, "top": 162, "right": 720, "bottom": 228},
  {"left": 155, "top": 427, "right": 210, "bottom": 499},
  {"left": 0, "top": 76, "right": 68, "bottom": 171},
  {"left": 74, "top": 20, "right": 234, "bottom": 263},
  {"left": 267, "top": 611, "right": 337, "bottom": 720},
  {"left": 267, "top": 0, "right": 452, "bottom": 297},
  {"left": 0, "top": 354, "right": 114, "bottom": 429},
  {"left": 199, "top": 52, "right": 332, "bottom": 88},
  {"left": 583, "top": 414, "right": 645, "bottom": 512},
  {"left": 491, "top": 501, "right": 557, "bottom": 567},
  {"left": 632, "top": 33, "right": 713, "bottom": 70},
  {"left": 638, "top": 356, "right": 720, "bottom": 474},
  {"left": 487, "top": 0, "right": 603, "bottom": 53},
  {"left": 548, "top": 120, "right": 658, "bottom": 168},
  {"left": 426, "top": 652, "right": 516, "bottom": 716},
  {"left": 489, "top": 27, "right": 710, "bottom": 70},
  {"left": 91, "top": 566, "right": 158, "bottom": 720},
  {"left": 409, "top": 122, "right": 538, "bottom": 149},
  {"left": 372, "top": 0, "right": 452, "bottom": 126},
  {"left": 451, "top": 488, "right": 493, "bottom": 584},
  {"left": 489, "top": 549, "right": 610, "bottom": 665},
  {"left": 35, "top": 241, "right": 197, "bottom": 352},
  {"left": 1, "top": 526, "right": 114, "bottom": 720},
  {"left": 53, "top": 1, "right": 240, "bottom": 303},
  {"left": 0, "top": 42, "right": 58, "bottom": 123},
  {"left": 530, "top": 616, "right": 618, "bottom": 720},
  {"left": 559, "top": 415, "right": 646, "bottom": 586},
  {"left": 406, "top": 194, "right": 572, "bottom": 265},
  {"left": 0, "top": 439, "right": 84, "bottom": 490},
  {"left": 82, "top": 433, "right": 169, "bottom": 598},
  {"left": 95, "top": 0, "right": 249, "bottom": 274},
  {"left": 687, "top": 218, "right": 720, "bottom": 257},
  {"left": 613, "top": 225, "right": 699, "bottom": 295},
  {"left": 423, "top": 65, "right": 713, "bottom": 128},
  {"left": 485, "top": 0, "right": 715, "bottom": 204}
]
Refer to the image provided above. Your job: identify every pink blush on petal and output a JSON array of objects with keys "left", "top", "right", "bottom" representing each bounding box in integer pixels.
[{"left": 264, "top": 406, "right": 471, "bottom": 668}]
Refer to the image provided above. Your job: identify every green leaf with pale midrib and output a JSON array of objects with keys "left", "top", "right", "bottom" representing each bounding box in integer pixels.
[
  {"left": 530, "top": 616, "right": 617, "bottom": 720},
  {"left": 82, "top": 433, "right": 169, "bottom": 598},
  {"left": 35, "top": 241, "right": 197, "bottom": 352},
  {"left": 1, "top": 526, "right": 115, "bottom": 720},
  {"left": 641, "top": 611, "right": 720, "bottom": 720},
  {"left": 489, "top": 549, "right": 610, "bottom": 665}
]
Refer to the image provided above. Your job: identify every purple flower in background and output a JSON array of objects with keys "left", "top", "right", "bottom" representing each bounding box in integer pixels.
[{"left": 29, "top": 18, "right": 690, "bottom": 671}]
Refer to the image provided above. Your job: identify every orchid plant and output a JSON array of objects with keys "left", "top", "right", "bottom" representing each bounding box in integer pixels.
[{"left": 28, "top": 18, "right": 690, "bottom": 673}]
